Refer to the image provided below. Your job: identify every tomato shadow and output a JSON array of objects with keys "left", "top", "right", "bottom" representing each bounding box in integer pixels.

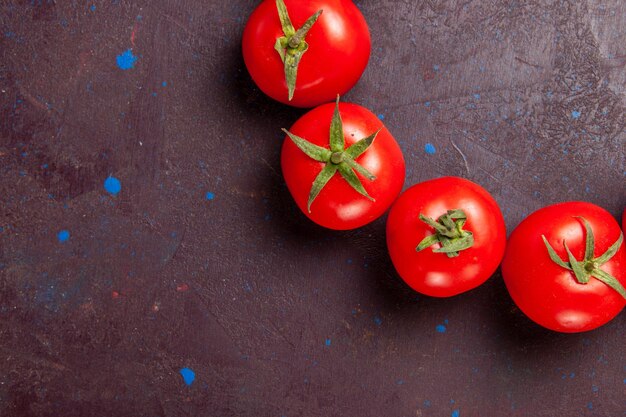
[{"left": 481, "top": 272, "right": 592, "bottom": 364}]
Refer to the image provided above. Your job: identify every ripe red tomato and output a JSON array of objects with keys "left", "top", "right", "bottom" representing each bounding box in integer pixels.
[
  {"left": 386, "top": 177, "right": 506, "bottom": 297},
  {"left": 281, "top": 98, "right": 405, "bottom": 230},
  {"left": 242, "top": 0, "right": 371, "bottom": 107},
  {"left": 502, "top": 202, "right": 626, "bottom": 333}
]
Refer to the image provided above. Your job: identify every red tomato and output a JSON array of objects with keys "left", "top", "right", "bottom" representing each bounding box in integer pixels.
[
  {"left": 386, "top": 177, "right": 506, "bottom": 297},
  {"left": 502, "top": 202, "right": 626, "bottom": 333},
  {"left": 242, "top": 0, "right": 371, "bottom": 107},
  {"left": 281, "top": 99, "right": 405, "bottom": 230}
]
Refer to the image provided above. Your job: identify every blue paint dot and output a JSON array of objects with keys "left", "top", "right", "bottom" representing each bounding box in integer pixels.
[
  {"left": 377, "top": 114, "right": 385, "bottom": 120},
  {"left": 424, "top": 101, "right": 431, "bottom": 107},
  {"left": 151, "top": 92, "right": 157, "bottom": 97},
  {"left": 436, "top": 324, "right": 446, "bottom": 333},
  {"left": 451, "top": 410, "right": 460, "bottom": 417},
  {"left": 90, "top": 4, "right": 96, "bottom": 11},
  {"left": 586, "top": 402, "right": 593, "bottom": 410},
  {"left": 325, "top": 338, "right": 331, "bottom": 346},
  {"left": 162, "top": 81, "right": 167, "bottom": 87},
  {"left": 433, "top": 64, "right": 440, "bottom": 71},
  {"left": 424, "top": 143, "right": 436, "bottom": 155},
  {"left": 116, "top": 49, "right": 138, "bottom": 70},
  {"left": 57, "top": 230, "right": 70, "bottom": 243},
  {"left": 423, "top": 400, "right": 431, "bottom": 408},
  {"left": 104, "top": 176, "right": 122, "bottom": 195},
  {"left": 205, "top": 192, "right": 215, "bottom": 200},
  {"left": 473, "top": 93, "right": 481, "bottom": 100},
  {"left": 373, "top": 316, "right": 383, "bottom": 326},
  {"left": 179, "top": 368, "right": 195, "bottom": 386},
  {"left": 571, "top": 110, "right": 581, "bottom": 119}
]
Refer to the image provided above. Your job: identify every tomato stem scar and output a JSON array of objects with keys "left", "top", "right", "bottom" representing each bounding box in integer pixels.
[
  {"left": 542, "top": 217, "right": 626, "bottom": 299},
  {"left": 416, "top": 209, "right": 475, "bottom": 257}
]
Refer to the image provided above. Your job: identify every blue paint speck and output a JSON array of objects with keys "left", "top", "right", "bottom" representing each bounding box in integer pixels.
[
  {"left": 451, "top": 410, "right": 460, "bottom": 417},
  {"left": 586, "top": 402, "right": 593, "bottom": 410},
  {"left": 205, "top": 192, "right": 215, "bottom": 200},
  {"left": 89, "top": 4, "right": 96, "bottom": 11},
  {"left": 424, "top": 143, "right": 436, "bottom": 155},
  {"left": 57, "top": 230, "right": 70, "bottom": 243},
  {"left": 424, "top": 101, "right": 431, "bottom": 107},
  {"left": 377, "top": 114, "right": 385, "bottom": 120},
  {"left": 325, "top": 338, "right": 331, "bottom": 346},
  {"left": 571, "top": 110, "right": 581, "bottom": 119},
  {"left": 473, "top": 93, "right": 481, "bottom": 100},
  {"left": 179, "top": 368, "right": 195, "bottom": 386},
  {"left": 373, "top": 316, "right": 383, "bottom": 326},
  {"left": 116, "top": 49, "right": 138, "bottom": 70},
  {"left": 151, "top": 92, "right": 157, "bottom": 97},
  {"left": 436, "top": 324, "right": 446, "bottom": 333},
  {"left": 423, "top": 400, "right": 431, "bottom": 408},
  {"left": 433, "top": 64, "right": 440, "bottom": 71},
  {"left": 104, "top": 176, "right": 122, "bottom": 195},
  {"left": 162, "top": 81, "right": 167, "bottom": 87}
]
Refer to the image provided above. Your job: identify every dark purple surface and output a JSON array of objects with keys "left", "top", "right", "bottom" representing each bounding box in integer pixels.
[{"left": 1, "top": 1, "right": 625, "bottom": 416}]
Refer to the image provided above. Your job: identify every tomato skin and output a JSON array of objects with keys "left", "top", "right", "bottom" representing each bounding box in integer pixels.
[
  {"left": 386, "top": 177, "right": 506, "bottom": 297},
  {"left": 502, "top": 202, "right": 626, "bottom": 333},
  {"left": 281, "top": 102, "right": 405, "bottom": 230},
  {"left": 622, "top": 208, "right": 625, "bottom": 234},
  {"left": 242, "top": 0, "right": 371, "bottom": 108}
]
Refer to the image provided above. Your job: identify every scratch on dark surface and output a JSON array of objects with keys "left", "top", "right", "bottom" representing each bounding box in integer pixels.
[
  {"left": 260, "top": 157, "right": 281, "bottom": 178},
  {"left": 450, "top": 140, "right": 470, "bottom": 175},
  {"left": 478, "top": 167, "right": 501, "bottom": 183},
  {"left": 514, "top": 56, "right": 545, "bottom": 70}
]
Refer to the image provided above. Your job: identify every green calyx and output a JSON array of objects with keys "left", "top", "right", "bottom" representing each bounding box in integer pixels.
[
  {"left": 416, "top": 209, "right": 475, "bottom": 257},
  {"left": 274, "top": 0, "right": 323, "bottom": 101},
  {"left": 282, "top": 96, "right": 380, "bottom": 212},
  {"left": 542, "top": 217, "right": 626, "bottom": 299}
]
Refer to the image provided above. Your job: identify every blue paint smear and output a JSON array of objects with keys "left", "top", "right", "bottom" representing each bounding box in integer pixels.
[
  {"left": 116, "top": 49, "right": 138, "bottom": 70},
  {"left": 586, "top": 402, "right": 593, "bottom": 410},
  {"left": 424, "top": 101, "right": 431, "bottom": 107},
  {"left": 423, "top": 400, "right": 431, "bottom": 408},
  {"left": 57, "top": 230, "right": 70, "bottom": 243},
  {"left": 571, "top": 110, "right": 581, "bottom": 119},
  {"left": 473, "top": 93, "right": 481, "bottom": 100},
  {"left": 205, "top": 192, "right": 215, "bottom": 200},
  {"left": 162, "top": 81, "right": 168, "bottom": 87},
  {"left": 451, "top": 410, "right": 460, "bottom": 417},
  {"left": 104, "top": 176, "right": 122, "bottom": 195},
  {"left": 424, "top": 143, "right": 436, "bottom": 154},
  {"left": 179, "top": 368, "right": 195, "bottom": 386},
  {"left": 373, "top": 316, "right": 383, "bottom": 326},
  {"left": 377, "top": 114, "right": 385, "bottom": 120},
  {"left": 436, "top": 324, "right": 446, "bottom": 333},
  {"left": 325, "top": 338, "right": 331, "bottom": 346},
  {"left": 89, "top": 4, "right": 96, "bottom": 11}
]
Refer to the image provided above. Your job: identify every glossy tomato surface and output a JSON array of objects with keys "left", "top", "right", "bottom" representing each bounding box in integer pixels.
[
  {"left": 242, "top": 0, "right": 371, "bottom": 107},
  {"left": 281, "top": 102, "right": 405, "bottom": 230},
  {"left": 502, "top": 202, "right": 626, "bottom": 333},
  {"left": 386, "top": 177, "right": 506, "bottom": 297}
]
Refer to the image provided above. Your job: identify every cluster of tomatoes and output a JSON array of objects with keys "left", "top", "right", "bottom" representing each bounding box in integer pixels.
[{"left": 242, "top": 0, "right": 625, "bottom": 333}]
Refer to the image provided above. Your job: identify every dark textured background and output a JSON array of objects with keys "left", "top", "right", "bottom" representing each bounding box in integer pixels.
[{"left": 1, "top": 1, "right": 625, "bottom": 416}]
